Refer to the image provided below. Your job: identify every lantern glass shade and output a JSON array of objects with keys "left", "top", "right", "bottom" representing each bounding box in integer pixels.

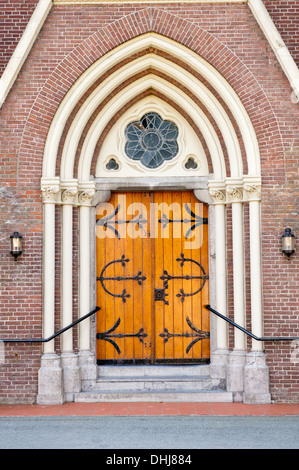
[
  {"left": 282, "top": 228, "right": 295, "bottom": 259},
  {"left": 10, "top": 232, "right": 22, "bottom": 259}
]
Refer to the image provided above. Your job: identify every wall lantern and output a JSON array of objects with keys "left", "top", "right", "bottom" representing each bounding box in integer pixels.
[
  {"left": 10, "top": 232, "right": 23, "bottom": 260},
  {"left": 282, "top": 228, "right": 295, "bottom": 260}
]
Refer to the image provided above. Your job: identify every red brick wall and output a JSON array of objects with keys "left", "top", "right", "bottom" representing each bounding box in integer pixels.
[
  {"left": 1, "top": 2, "right": 297, "bottom": 73},
  {"left": 0, "top": 0, "right": 39, "bottom": 77},
  {"left": 264, "top": 0, "right": 299, "bottom": 68},
  {"left": 0, "top": 3, "right": 298, "bottom": 403}
]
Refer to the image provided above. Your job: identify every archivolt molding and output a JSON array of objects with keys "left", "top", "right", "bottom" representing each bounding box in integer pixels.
[
  {"left": 78, "top": 75, "right": 224, "bottom": 180},
  {"left": 62, "top": 53, "right": 242, "bottom": 180},
  {"left": 43, "top": 33, "right": 261, "bottom": 182}
]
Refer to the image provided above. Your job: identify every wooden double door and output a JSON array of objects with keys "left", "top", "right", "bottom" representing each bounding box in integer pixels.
[{"left": 96, "top": 191, "right": 210, "bottom": 364}]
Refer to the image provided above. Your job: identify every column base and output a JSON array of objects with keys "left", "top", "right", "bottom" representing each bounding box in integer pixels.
[
  {"left": 61, "top": 352, "right": 81, "bottom": 402},
  {"left": 78, "top": 350, "right": 97, "bottom": 391},
  {"left": 210, "top": 349, "right": 229, "bottom": 381},
  {"left": 36, "top": 353, "right": 64, "bottom": 405},
  {"left": 243, "top": 351, "right": 271, "bottom": 404},
  {"left": 227, "top": 349, "right": 246, "bottom": 402}
]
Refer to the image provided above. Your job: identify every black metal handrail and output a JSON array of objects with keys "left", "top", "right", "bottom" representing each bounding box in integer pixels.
[
  {"left": 205, "top": 305, "right": 299, "bottom": 342},
  {"left": 0, "top": 306, "right": 100, "bottom": 343}
]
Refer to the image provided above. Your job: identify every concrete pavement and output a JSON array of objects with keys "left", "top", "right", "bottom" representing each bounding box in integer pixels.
[{"left": 0, "top": 402, "right": 299, "bottom": 449}]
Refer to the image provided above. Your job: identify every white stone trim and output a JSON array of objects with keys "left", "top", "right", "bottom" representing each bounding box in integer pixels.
[
  {"left": 41, "top": 177, "right": 60, "bottom": 354},
  {"left": 79, "top": 76, "right": 224, "bottom": 180},
  {"left": 43, "top": 34, "right": 260, "bottom": 179},
  {"left": 243, "top": 176, "right": 263, "bottom": 351},
  {"left": 78, "top": 181, "right": 95, "bottom": 352},
  {"left": 208, "top": 181, "right": 228, "bottom": 352},
  {"left": 248, "top": 0, "right": 299, "bottom": 101},
  {"left": 60, "top": 180, "right": 78, "bottom": 353},
  {"left": 59, "top": 54, "right": 242, "bottom": 180},
  {"left": 226, "top": 179, "right": 246, "bottom": 351},
  {"left": 0, "top": 0, "right": 53, "bottom": 107}
]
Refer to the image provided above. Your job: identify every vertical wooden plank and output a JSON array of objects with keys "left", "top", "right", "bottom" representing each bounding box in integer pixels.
[
  {"left": 131, "top": 191, "right": 152, "bottom": 362},
  {"left": 163, "top": 190, "right": 175, "bottom": 361},
  {"left": 181, "top": 191, "right": 194, "bottom": 360},
  {"left": 172, "top": 191, "right": 184, "bottom": 360},
  {"left": 191, "top": 191, "right": 201, "bottom": 360},
  {"left": 153, "top": 190, "right": 165, "bottom": 361},
  {"left": 107, "top": 192, "right": 119, "bottom": 361},
  {"left": 96, "top": 192, "right": 117, "bottom": 361},
  {"left": 141, "top": 191, "right": 153, "bottom": 362},
  {"left": 96, "top": 201, "right": 106, "bottom": 360},
  {"left": 201, "top": 202, "right": 210, "bottom": 359},
  {"left": 116, "top": 193, "right": 127, "bottom": 361},
  {"left": 131, "top": 192, "right": 141, "bottom": 361},
  {"left": 124, "top": 192, "right": 134, "bottom": 361}
]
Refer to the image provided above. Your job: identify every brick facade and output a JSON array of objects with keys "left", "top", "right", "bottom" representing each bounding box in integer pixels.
[{"left": 0, "top": 3, "right": 298, "bottom": 403}]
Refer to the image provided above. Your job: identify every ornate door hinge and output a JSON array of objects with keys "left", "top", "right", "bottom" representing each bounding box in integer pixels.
[
  {"left": 155, "top": 253, "right": 209, "bottom": 304},
  {"left": 97, "top": 254, "right": 146, "bottom": 303}
]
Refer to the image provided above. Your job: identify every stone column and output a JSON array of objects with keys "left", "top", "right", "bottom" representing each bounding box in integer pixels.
[
  {"left": 77, "top": 182, "right": 97, "bottom": 390},
  {"left": 226, "top": 180, "right": 246, "bottom": 401},
  {"left": 60, "top": 181, "right": 80, "bottom": 402},
  {"left": 37, "top": 178, "right": 64, "bottom": 405},
  {"left": 243, "top": 177, "right": 270, "bottom": 404},
  {"left": 243, "top": 179, "right": 263, "bottom": 350},
  {"left": 208, "top": 181, "right": 228, "bottom": 379}
]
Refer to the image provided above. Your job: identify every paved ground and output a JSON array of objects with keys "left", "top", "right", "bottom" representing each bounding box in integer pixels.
[
  {"left": 0, "top": 402, "right": 298, "bottom": 450},
  {"left": 1, "top": 414, "right": 299, "bottom": 449}
]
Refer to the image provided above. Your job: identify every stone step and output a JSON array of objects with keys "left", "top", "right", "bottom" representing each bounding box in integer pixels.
[
  {"left": 97, "top": 364, "right": 211, "bottom": 378},
  {"left": 74, "top": 390, "right": 233, "bottom": 403},
  {"left": 74, "top": 363, "right": 232, "bottom": 403},
  {"left": 92, "top": 375, "right": 224, "bottom": 392}
]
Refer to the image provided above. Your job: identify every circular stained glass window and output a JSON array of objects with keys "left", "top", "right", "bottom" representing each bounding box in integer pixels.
[{"left": 125, "top": 112, "right": 179, "bottom": 169}]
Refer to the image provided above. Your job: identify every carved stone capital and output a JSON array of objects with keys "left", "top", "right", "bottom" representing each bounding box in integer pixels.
[
  {"left": 61, "top": 187, "right": 78, "bottom": 204},
  {"left": 243, "top": 176, "right": 261, "bottom": 202},
  {"left": 208, "top": 187, "right": 226, "bottom": 204},
  {"left": 78, "top": 182, "right": 96, "bottom": 206},
  {"left": 243, "top": 184, "right": 261, "bottom": 201},
  {"left": 226, "top": 186, "right": 243, "bottom": 202},
  {"left": 41, "top": 178, "right": 60, "bottom": 204}
]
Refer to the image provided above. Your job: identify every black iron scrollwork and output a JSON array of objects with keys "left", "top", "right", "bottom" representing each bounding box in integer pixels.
[
  {"left": 158, "top": 203, "right": 208, "bottom": 239},
  {"left": 158, "top": 253, "right": 209, "bottom": 303},
  {"left": 97, "top": 317, "right": 148, "bottom": 354},
  {"left": 97, "top": 255, "right": 146, "bottom": 303},
  {"left": 97, "top": 204, "right": 147, "bottom": 239},
  {"left": 160, "top": 316, "right": 210, "bottom": 354}
]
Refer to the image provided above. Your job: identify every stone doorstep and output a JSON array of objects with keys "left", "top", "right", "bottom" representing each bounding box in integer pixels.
[
  {"left": 74, "top": 390, "right": 233, "bottom": 403},
  {"left": 74, "top": 363, "right": 231, "bottom": 402},
  {"left": 92, "top": 375, "right": 224, "bottom": 392},
  {"left": 97, "top": 364, "right": 211, "bottom": 377}
]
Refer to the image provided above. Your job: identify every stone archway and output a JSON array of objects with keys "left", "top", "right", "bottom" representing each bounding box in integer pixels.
[{"left": 35, "top": 14, "right": 274, "bottom": 404}]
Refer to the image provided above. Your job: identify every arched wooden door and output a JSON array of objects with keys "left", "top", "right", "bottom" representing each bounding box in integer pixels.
[{"left": 96, "top": 191, "right": 209, "bottom": 364}]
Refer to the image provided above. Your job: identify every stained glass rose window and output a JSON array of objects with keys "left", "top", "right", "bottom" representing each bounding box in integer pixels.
[{"left": 125, "top": 112, "right": 179, "bottom": 169}]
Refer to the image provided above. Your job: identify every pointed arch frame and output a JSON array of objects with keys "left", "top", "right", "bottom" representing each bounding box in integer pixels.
[{"left": 36, "top": 14, "right": 273, "bottom": 404}]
